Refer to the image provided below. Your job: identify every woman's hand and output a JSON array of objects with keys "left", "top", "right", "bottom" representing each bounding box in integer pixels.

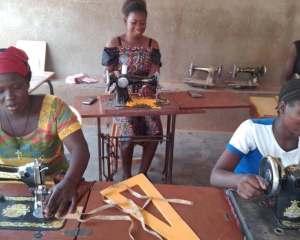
[
  {"left": 139, "top": 84, "right": 153, "bottom": 98},
  {"left": 43, "top": 179, "right": 78, "bottom": 218},
  {"left": 236, "top": 174, "right": 266, "bottom": 199}
]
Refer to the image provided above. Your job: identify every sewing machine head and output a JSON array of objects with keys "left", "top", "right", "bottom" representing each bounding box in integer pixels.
[
  {"left": 229, "top": 64, "right": 267, "bottom": 88},
  {"left": 106, "top": 71, "right": 160, "bottom": 107},
  {"left": 260, "top": 155, "right": 300, "bottom": 228},
  {"left": 0, "top": 158, "right": 49, "bottom": 218},
  {"left": 188, "top": 63, "right": 222, "bottom": 86}
]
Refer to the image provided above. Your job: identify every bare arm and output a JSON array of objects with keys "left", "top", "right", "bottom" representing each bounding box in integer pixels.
[
  {"left": 281, "top": 43, "right": 297, "bottom": 86},
  {"left": 139, "top": 39, "right": 161, "bottom": 98},
  {"left": 44, "top": 129, "right": 90, "bottom": 217},
  {"left": 210, "top": 148, "right": 266, "bottom": 199},
  {"left": 210, "top": 149, "right": 244, "bottom": 188},
  {"left": 148, "top": 39, "right": 160, "bottom": 76}
]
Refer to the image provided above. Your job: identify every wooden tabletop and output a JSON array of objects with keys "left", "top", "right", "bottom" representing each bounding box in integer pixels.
[
  {"left": 167, "top": 91, "right": 251, "bottom": 110},
  {"left": 29, "top": 71, "right": 54, "bottom": 93},
  {"left": 74, "top": 91, "right": 250, "bottom": 118},
  {"left": 0, "top": 182, "right": 243, "bottom": 239},
  {"left": 74, "top": 93, "right": 182, "bottom": 118},
  {"left": 77, "top": 182, "right": 242, "bottom": 240},
  {"left": 249, "top": 96, "right": 278, "bottom": 118}
]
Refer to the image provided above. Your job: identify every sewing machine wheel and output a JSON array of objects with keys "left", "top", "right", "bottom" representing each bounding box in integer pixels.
[
  {"left": 258, "top": 65, "right": 267, "bottom": 76},
  {"left": 217, "top": 65, "right": 222, "bottom": 78},
  {"left": 189, "top": 63, "right": 195, "bottom": 77},
  {"left": 231, "top": 65, "right": 238, "bottom": 78},
  {"left": 259, "top": 155, "right": 280, "bottom": 197}
]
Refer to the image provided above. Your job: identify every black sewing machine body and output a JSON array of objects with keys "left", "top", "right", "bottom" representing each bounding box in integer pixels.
[
  {"left": 0, "top": 158, "right": 49, "bottom": 218},
  {"left": 106, "top": 71, "right": 159, "bottom": 107},
  {"left": 260, "top": 155, "right": 300, "bottom": 229},
  {"left": 225, "top": 64, "right": 267, "bottom": 89}
]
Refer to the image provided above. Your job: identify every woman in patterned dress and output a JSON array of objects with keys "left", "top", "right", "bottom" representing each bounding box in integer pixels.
[
  {"left": 0, "top": 47, "right": 90, "bottom": 218},
  {"left": 102, "top": 0, "right": 163, "bottom": 180}
]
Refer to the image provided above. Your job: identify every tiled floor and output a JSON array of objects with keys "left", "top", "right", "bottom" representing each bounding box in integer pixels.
[{"left": 80, "top": 125, "right": 232, "bottom": 186}]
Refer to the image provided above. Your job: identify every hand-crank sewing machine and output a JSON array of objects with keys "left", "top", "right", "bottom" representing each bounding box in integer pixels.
[
  {"left": 224, "top": 64, "right": 267, "bottom": 89},
  {"left": 260, "top": 155, "right": 300, "bottom": 229},
  {"left": 226, "top": 155, "right": 300, "bottom": 239},
  {"left": 0, "top": 158, "right": 49, "bottom": 219},
  {"left": 183, "top": 63, "right": 222, "bottom": 88},
  {"left": 105, "top": 71, "right": 160, "bottom": 107}
]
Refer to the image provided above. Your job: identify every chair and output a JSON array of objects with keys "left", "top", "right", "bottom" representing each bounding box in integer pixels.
[
  {"left": 65, "top": 105, "right": 82, "bottom": 162},
  {"left": 69, "top": 106, "right": 82, "bottom": 125}
]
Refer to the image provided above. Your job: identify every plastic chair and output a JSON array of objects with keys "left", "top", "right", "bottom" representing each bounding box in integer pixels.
[
  {"left": 69, "top": 106, "right": 82, "bottom": 125},
  {"left": 65, "top": 105, "right": 82, "bottom": 162}
]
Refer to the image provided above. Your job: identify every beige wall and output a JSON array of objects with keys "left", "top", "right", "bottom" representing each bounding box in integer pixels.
[
  {"left": 1, "top": 0, "right": 300, "bottom": 85},
  {"left": 0, "top": 0, "right": 297, "bottom": 132}
]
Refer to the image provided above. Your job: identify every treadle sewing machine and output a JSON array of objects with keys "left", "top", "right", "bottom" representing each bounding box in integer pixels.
[
  {"left": 260, "top": 155, "right": 300, "bottom": 229},
  {"left": 227, "top": 155, "right": 300, "bottom": 240},
  {"left": 0, "top": 158, "right": 49, "bottom": 218},
  {"left": 224, "top": 64, "right": 267, "bottom": 89},
  {"left": 183, "top": 63, "right": 222, "bottom": 88},
  {"left": 106, "top": 71, "right": 160, "bottom": 107}
]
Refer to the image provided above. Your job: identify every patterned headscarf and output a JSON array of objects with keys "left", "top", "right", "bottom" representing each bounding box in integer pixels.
[{"left": 0, "top": 46, "right": 31, "bottom": 80}]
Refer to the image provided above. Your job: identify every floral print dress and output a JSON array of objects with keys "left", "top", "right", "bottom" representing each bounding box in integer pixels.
[{"left": 102, "top": 38, "right": 163, "bottom": 148}]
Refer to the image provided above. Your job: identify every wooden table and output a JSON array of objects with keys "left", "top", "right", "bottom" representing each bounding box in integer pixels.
[
  {"left": 75, "top": 93, "right": 188, "bottom": 183},
  {"left": 78, "top": 181, "right": 243, "bottom": 240},
  {"left": 249, "top": 96, "right": 278, "bottom": 118},
  {"left": 0, "top": 181, "right": 242, "bottom": 240},
  {"left": 74, "top": 91, "right": 250, "bottom": 183},
  {"left": 29, "top": 71, "right": 55, "bottom": 95},
  {"left": 0, "top": 182, "right": 90, "bottom": 240}
]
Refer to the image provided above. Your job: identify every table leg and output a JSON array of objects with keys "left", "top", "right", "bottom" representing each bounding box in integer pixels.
[
  {"left": 106, "top": 136, "right": 112, "bottom": 181},
  {"left": 167, "top": 115, "right": 177, "bottom": 184},
  {"left": 163, "top": 115, "right": 171, "bottom": 183},
  {"left": 46, "top": 80, "right": 54, "bottom": 95},
  {"left": 97, "top": 117, "right": 102, "bottom": 181}
]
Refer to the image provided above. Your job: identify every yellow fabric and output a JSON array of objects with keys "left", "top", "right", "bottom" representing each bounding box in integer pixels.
[{"left": 125, "top": 97, "right": 162, "bottom": 109}]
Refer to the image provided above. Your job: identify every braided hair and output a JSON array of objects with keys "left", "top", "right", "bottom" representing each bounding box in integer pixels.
[
  {"left": 122, "top": 0, "right": 147, "bottom": 17},
  {"left": 278, "top": 77, "right": 300, "bottom": 108}
]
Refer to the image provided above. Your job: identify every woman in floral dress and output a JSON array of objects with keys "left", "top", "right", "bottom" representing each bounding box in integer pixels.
[{"left": 102, "top": 0, "right": 163, "bottom": 180}]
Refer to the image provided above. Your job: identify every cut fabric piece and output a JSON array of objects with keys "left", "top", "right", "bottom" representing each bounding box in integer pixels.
[{"left": 65, "top": 73, "right": 98, "bottom": 84}]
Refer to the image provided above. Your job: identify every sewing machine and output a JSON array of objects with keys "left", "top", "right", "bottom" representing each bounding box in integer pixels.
[
  {"left": 105, "top": 71, "right": 160, "bottom": 107},
  {"left": 260, "top": 155, "right": 300, "bottom": 229},
  {"left": 224, "top": 64, "right": 267, "bottom": 89},
  {"left": 0, "top": 158, "right": 49, "bottom": 218},
  {"left": 183, "top": 63, "right": 222, "bottom": 88}
]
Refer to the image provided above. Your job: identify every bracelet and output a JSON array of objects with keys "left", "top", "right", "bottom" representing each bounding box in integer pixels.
[{"left": 63, "top": 177, "right": 78, "bottom": 187}]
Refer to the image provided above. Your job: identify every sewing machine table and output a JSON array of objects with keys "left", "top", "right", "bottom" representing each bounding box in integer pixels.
[
  {"left": 74, "top": 91, "right": 250, "bottom": 183},
  {"left": 77, "top": 182, "right": 242, "bottom": 240}
]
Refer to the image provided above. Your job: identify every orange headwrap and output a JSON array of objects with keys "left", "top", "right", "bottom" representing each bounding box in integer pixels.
[{"left": 0, "top": 46, "right": 30, "bottom": 77}]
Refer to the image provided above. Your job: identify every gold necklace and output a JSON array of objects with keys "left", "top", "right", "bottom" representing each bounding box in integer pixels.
[{"left": 3, "top": 100, "right": 31, "bottom": 160}]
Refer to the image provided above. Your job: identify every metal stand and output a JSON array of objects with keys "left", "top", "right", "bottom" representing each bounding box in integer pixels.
[{"left": 97, "top": 114, "right": 177, "bottom": 184}]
